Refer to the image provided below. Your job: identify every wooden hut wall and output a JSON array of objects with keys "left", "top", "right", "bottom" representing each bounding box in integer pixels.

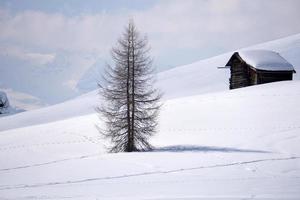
[
  {"left": 248, "top": 67, "right": 258, "bottom": 85},
  {"left": 229, "top": 55, "right": 250, "bottom": 89},
  {"left": 257, "top": 71, "right": 293, "bottom": 84}
]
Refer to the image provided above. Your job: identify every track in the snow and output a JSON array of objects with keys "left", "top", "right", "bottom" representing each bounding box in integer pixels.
[
  {"left": 0, "top": 153, "right": 100, "bottom": 172},
  {"left": 0, "top": 156, "right": 299, "bottom": 190}
]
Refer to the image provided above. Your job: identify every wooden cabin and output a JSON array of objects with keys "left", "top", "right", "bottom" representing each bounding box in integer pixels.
[{"left": 224, "top": 50, "right": 296, "bottom": 89}]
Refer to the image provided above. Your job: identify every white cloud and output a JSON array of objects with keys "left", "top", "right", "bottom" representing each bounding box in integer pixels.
[
  {"left": 23, "top": 52, "right": 55, "bottom": 65},
  {"left": 133, "top": 0, "right": 300, "bottom": 53},
  {"left": 0, "top": 46, "right": 55, "bottom": 65},
  {"left": 0, "top": 9, "right": 125, "bottom": 54},
  {"left": 1, "top": 0, "right": 300, "bottom": 65}
]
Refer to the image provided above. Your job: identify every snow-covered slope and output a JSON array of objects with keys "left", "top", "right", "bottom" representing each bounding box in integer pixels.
[
  {"left": 0, "top": 90, "right": 99, "bottom": 131},
  {"left": 157, "top": 33, "right": 300, "bottom": 99},
  {"left": 1, "top": 34, "right": 300, "bottom": 199},
  {"left": 0, "top": 81, "right": 299, "bottom": 199},
  {"left": 1, "top": 33, "right": 300, "bottom": 131}
]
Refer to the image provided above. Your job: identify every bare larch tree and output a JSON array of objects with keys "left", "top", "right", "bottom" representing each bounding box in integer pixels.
[{"left": 97, "top": 20, "right": 161, "bottom": 152}]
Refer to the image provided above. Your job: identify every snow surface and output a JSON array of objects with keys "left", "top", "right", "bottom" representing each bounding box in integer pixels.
[
  {"left": 0, "top": 81, "right": 300, "bottom": 199},
  {"left": 0, "top": 90, "right": 99, "bottom": 131},
  {"left": 238, "top": 50, "right": 294, "bottom": 71},
  {"left": 157, "top": 34, "right": 300, "bottom": 100},
  {"left": 1, "top": 34, "right": 300, "bottom": 199}
]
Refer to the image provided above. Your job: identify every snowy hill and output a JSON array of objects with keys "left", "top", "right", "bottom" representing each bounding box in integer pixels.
[
  {"left": 0, "top": 81, "right": 299, "bottom": 199},
  {"left": 0, "top": 34, "right": 300, "bottom": 199},
  {"left": 158, "top": 33, "right": 300, "bottom": 99},
  {"left": 0, "top": 90, "right": 98, "bottom": 132},
  {"left": 1, "top": 33, "right": 300, "bottom": 131},
  {"left": 1, "top": 33, "right": 299, "bottom": 111}
]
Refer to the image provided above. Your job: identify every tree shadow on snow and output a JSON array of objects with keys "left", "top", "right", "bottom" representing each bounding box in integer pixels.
[{"left": 151, "top": 145, "right": 271, "bottom": 153}]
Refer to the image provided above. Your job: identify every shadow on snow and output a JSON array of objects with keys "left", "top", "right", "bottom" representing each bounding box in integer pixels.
[{"left": 151, "top": 145, "right": 271, "bottom": 153}]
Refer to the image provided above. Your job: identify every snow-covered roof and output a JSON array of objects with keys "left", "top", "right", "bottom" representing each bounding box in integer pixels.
[{"left": 238, "top": 50, "right": 294, "bottom": 71}]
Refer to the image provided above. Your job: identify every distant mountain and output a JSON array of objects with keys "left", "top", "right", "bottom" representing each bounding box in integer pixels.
[
  {"left": 0, "top": 91, "right": 24, "bottom": 117},
  {"left": 0, "top": 88, "right": 47, "bottom": 111},
  {"left": 0, "top": 51, "right": 95, "bottom": 107},
  {"left": 76, "top": 59, "right": 106, "bottom": 93}
]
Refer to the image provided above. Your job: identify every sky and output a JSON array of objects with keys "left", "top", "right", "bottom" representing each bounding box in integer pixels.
[{"left": 0, "top": 0, "right": 300, "bottom": 105}]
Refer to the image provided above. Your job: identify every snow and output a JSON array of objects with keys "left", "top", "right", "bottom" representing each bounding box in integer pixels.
[
  {"left": 1, "top": 33, "right": 300, "bottom": 110},
  {"left": 1, "top": 34, "right": 300, "bottom": 199},
  {"left": 0, "top": 90, "right": 99, "bottom": 131},
  {"left": 157, "top": 34, "right": 300, "bottom": 100},
  {"left": 238, "top": 50, "right": 295, "bottom": 71},
  {"left": 0, "top": 81, "right": 300, "bottom": 199}
]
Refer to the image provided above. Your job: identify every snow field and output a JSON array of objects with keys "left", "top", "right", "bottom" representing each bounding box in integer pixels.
[
  {"left": 0, "top": 81, "right": 300, "bottom": 199},
  {"left": 1, "top": 33, "right": 300, "bottom": 199}
]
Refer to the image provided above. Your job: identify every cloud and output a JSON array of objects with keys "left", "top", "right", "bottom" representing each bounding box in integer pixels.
[
  {"left": 1, "top": 0, "right": 300, "bottom": 65},
  {"left": 133, "top": 0, "right": 300, "bottom": 52},
  {"left": 25, "top": 52, "right": 55, "bottom": 65},
  {"left": 0, "top": 9, "right": 125, "bottom": 54},
  {"left": 0, "top": 46, "right": 55, "bottom": 65}
]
